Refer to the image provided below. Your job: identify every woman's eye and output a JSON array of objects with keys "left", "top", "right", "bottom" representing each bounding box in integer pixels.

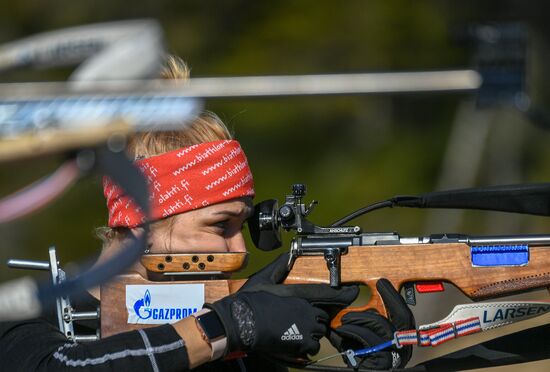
[
  {"left": 211, "top": 219, "right": 245, "bottom": 235},
  {"left": 213, "top": 220, "right": 228, "bottom": 230}
]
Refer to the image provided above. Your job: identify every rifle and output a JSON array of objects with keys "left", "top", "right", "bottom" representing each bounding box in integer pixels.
[{"left": 100, "top": 182, "right": 550, "bottom": 343}]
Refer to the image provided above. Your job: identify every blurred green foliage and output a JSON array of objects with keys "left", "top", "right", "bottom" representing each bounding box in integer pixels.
[{"left": 1, "top": 0, "right": 550, "bottom": 282}]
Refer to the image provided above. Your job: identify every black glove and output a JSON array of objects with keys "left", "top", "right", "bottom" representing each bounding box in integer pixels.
[
  {"left": 329, "top": 279, "right": 415, "bottom": 370},
  {"left": 208, "top": 290, "right": 328, "bottom": 356},
  {"left": 207, "top": 253, "right": 358, "bottom": 357}
]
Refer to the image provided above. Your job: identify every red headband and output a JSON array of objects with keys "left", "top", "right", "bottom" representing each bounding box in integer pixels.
[{"left": 103, "top": 140, "right": 255, "bottom": 227}]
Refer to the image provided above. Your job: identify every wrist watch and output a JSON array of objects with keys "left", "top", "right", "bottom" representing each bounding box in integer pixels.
[{"left": 192, "top": 308, "right": 227, "bottom": 360}]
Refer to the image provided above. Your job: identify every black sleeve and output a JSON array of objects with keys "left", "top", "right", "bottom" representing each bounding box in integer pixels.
[{"left": 0, "top": 317, "right": 190, "bottom": 371}]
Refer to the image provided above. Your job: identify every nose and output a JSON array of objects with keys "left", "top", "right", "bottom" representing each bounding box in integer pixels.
[{"left": 226, "top": 231, "right": 247, "bottom": 253}]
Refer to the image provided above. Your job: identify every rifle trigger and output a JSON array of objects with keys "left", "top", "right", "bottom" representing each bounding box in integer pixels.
[{"left": 404, "top": 283, "right": 416, "bottom": 306}]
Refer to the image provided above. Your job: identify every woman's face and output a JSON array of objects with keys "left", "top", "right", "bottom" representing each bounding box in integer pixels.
[{"left": 147, "top": 197, "right": 253, "bottom": 254}]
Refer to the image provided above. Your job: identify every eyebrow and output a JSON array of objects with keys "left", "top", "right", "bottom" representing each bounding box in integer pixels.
[{"left": 212, "top": 208, "right": 252, "bottom": 218}]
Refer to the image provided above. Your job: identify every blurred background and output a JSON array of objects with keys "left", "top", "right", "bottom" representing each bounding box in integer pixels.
[{"left": 0, "top": 0, "right": 549, "bottom": 370}]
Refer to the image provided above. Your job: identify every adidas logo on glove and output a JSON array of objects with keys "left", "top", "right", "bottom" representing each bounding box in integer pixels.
[{"left": 281, "top": 324, "right": 304, "bottom": 341}]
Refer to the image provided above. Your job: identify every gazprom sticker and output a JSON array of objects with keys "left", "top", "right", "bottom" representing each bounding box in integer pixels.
[{"left": 126, "top": 284, "right": 205, "bottom": 324}]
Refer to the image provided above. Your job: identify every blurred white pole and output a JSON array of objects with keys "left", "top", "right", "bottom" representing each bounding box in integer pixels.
[
  {"left": 410, "top": 101, "right": 495, "bottom": 366},
  {"left": 181, "top": 70, "right": 482, "bottom": 97},
  {"left": 0, "top": 70, "right": 482, "bottom": 99},
  {"left": 424, "top": 101, "right": 495, "bottom": 233}
]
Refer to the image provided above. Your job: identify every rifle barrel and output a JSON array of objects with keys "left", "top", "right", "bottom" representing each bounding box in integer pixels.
[{"left": 463, "top": 235, "right": 550, "bottom": 245}]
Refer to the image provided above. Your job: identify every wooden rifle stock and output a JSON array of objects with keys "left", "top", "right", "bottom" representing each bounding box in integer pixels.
[
  {"left": 100, "top": 253, "right": 247, "bottom": 338},
  {"left": 100, "top": 244, "right": 550, "bottom": 337},
  {"left": 285, "top": 243, "right": 550, "bottom": 327}
]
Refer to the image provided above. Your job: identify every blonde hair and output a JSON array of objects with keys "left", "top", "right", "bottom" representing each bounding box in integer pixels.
[{"left": 97, "top": 56, "right": 233, "bottom": 245}]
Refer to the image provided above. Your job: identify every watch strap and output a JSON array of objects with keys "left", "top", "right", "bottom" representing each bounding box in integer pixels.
[{"left": 192, "top": 309, "right": 228, "bottom": 360}]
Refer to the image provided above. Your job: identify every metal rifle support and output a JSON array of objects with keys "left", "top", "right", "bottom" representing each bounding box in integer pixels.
[
  {"left": 7, "top": 247, "right": 100, "bottom": 341},
  {"left": 324, "top": 248, "right": 341, "bottom": 288}
]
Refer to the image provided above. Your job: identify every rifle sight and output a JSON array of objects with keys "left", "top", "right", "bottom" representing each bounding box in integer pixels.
[{"left": 247, "top": 183, "right": 360, "bottom": 251}]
